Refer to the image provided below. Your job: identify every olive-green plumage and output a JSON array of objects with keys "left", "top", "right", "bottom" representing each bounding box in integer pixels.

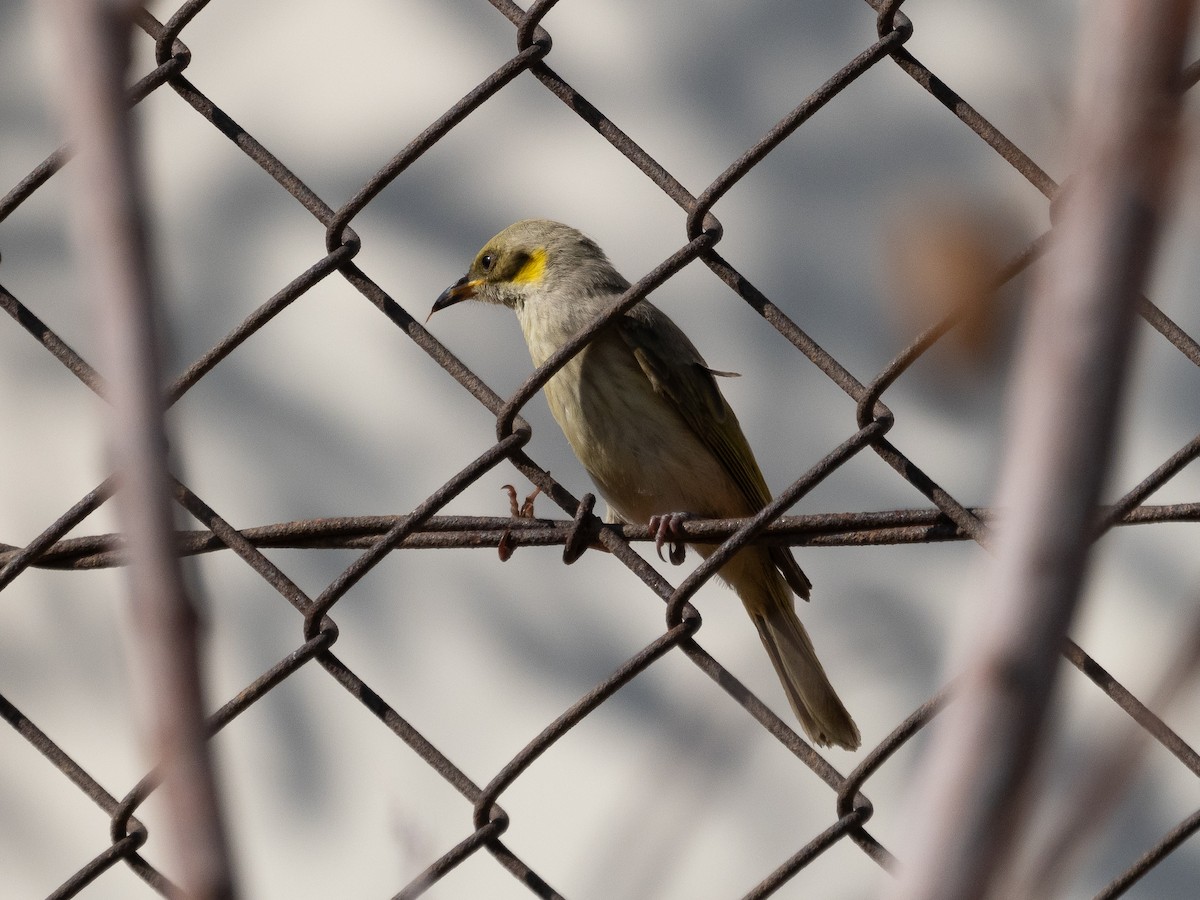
[{"left": 432, "top": 219, "right": 859, "bottom": 749}]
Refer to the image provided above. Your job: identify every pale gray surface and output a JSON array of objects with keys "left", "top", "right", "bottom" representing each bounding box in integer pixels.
[{"left": 2, "top": 1, "right": 1199, "bottom": 898}]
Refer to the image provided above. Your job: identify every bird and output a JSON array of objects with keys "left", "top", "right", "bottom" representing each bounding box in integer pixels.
[{"left": 430, "top": 219, "right": 860, "bottom": 750}]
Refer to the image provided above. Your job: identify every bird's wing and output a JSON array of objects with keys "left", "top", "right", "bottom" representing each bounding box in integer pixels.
[
  {"left": 771, "top": 544, "right": 813, "bottom": 599},
  {"left": 617, "top": 303, "right": 812, "bottom": 599}
]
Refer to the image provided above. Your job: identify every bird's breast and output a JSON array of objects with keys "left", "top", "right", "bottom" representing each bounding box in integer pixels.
[{"left": 537, "top": 336, "right": 745, "bottom": 524}]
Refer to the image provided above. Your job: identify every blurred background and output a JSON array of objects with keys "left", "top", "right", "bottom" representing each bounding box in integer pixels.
[{"left": 2, "top": 0, "right": 1199, "bottom": 897}]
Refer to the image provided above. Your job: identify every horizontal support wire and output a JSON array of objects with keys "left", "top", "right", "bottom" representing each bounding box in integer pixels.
[{"left": 12, "top": 500, "right": 1196, "bottom": 571}]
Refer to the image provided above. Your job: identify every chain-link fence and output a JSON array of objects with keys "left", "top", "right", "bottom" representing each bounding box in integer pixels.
[{"left": 2, "top": 1, "right": 1199, "bottom": 897}]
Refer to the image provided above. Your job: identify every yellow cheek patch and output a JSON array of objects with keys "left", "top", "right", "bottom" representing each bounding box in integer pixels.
[{"left": 512, "top": 248, "right": 548, "bottom": 284}]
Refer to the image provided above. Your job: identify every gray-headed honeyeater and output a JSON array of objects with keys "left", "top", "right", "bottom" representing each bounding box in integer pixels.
[{"left": 431, "top": 220, "right": 859, "bottom": 749}]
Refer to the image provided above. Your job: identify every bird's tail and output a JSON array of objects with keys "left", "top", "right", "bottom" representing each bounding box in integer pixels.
[{"left": 727, "top": 554, "right": 860, "bottom": 750}]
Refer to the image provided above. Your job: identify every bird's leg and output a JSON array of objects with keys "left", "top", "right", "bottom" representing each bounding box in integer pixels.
[{"left": 648, "top": 512, "right": 690, "bottom": 566}]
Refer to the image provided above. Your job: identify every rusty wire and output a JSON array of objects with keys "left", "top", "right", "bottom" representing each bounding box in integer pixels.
[{"left": 2, "top": 1, "right": 1199, "bottom": 898}]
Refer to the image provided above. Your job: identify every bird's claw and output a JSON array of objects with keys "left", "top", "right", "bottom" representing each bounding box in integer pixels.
[
  {"left": 648, "top": 512, "right": 689, "bottom": 566},
  {"left": 499, "top": 484, "right": 543, "bottom": 561},
  {"left": 502, "top": 484, "right": 541, "bottom": 519}
]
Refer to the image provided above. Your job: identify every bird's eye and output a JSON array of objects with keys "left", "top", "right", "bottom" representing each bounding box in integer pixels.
[{"left": 479, "top": 253, "right": 495, "bottom": 272}]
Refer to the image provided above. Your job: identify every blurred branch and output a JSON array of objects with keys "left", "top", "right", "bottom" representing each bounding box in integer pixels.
[
  {"left": 886, "top": 3, "right": 1195, "bottom": 899},
  {"left": 46, "top": 0, "right": 236, "bottom": 897},
  {"left": 1018, "top": 604, "right": 1200, "bottom": 895}
]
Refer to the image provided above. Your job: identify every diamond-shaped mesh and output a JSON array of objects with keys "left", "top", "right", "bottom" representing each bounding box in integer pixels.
[{"left": 2, "top": 2, "right": 1198, "bottom": 898}]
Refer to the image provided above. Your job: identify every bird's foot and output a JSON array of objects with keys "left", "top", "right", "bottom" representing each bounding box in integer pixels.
[
  {"left": 502, "top": 483, "right": 542, "bottom": 519},
  {"left": 648, "top": 512, "right": 690, "bottom": 566},
  {"left": 498, "top": 484, "right": 542, "bottom": 561}
]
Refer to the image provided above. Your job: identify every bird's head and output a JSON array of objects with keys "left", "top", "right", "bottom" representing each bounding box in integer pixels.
[{"left": 430, "top": 219, "right": 628, "bottom": 319}]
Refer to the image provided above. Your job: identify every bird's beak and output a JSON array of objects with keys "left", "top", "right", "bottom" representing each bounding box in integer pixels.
[{"left": 429, "top": 275, "right": 481, "bottom": 320}]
